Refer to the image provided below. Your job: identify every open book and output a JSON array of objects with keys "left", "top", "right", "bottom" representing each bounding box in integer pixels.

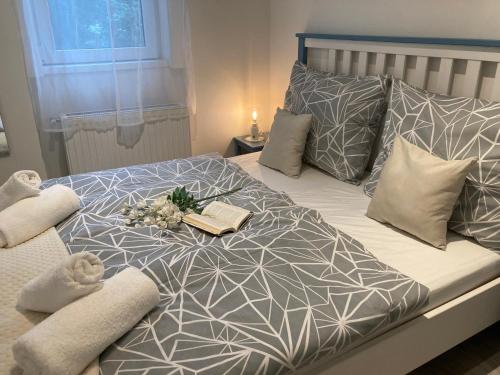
[{"left": 183, "top": 201, "right": 252, "bottom": 236}]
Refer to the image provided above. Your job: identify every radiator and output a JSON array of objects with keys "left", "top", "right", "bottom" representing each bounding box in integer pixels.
[{"left": 62, "top": 107, "right": 191, "bottom": 174}]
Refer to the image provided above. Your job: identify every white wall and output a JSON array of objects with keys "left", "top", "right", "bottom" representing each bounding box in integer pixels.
[
  {"left": 0, "top": 0, "right": 46, "bottom": 182},
  {"left": 3, "top": 0, "right": 500, "bottom": 180},
  {"left": 269, "top": 0, "right": 500, "bottom": 113},
  {"left": 188, "top": 0, "right": 270, "bottom": 156}
]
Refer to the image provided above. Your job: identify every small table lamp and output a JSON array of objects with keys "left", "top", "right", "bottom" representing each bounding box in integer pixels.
[{"left": 250, "top": 110, "right": 259, "bottom": 140}]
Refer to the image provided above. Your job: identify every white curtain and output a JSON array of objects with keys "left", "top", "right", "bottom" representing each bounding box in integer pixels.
[{"left": 16, "top": 0, "right": 195, "bottom": 147}]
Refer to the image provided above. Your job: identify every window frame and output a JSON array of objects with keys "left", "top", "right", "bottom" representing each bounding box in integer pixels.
[{"left": 33, "top": 0, "right": 162, "bottom": 65}]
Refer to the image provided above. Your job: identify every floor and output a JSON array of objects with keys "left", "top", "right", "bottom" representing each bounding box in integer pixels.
[{"left": 410, "top": 323, "right": 500, "bottom": 375}]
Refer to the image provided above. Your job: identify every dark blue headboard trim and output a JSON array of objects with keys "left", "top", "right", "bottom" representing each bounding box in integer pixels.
[{"left": 296, "top": 33, "right": 500, "bottom": 64}]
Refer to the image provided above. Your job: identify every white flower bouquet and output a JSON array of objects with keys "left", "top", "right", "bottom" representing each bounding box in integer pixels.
[{"left": 121, "top": 186, "right": 241, "bottom": 230}]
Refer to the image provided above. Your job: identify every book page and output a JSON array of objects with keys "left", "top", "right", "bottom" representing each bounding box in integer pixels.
[
  {"left": 183, "top": 213, "right": 231, "bottom": 235},
  {"left": 202, "top": 201, "right": 251, "bottom": 230}
]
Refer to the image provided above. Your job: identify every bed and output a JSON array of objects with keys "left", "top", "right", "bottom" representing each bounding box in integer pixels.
[
  {"left": 40, "top": 33, "right": 500, "bottom": 374},
  {"left": 233, "top": 152, "right": 500, "bottom": 374},
  {"left": 41, "top": 149, "right": 499, "bottom": 375}
]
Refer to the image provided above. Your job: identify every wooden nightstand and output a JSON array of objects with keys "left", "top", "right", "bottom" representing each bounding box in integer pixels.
[{"left": 234, "top": 135, "right": 267, "bottom": 155}]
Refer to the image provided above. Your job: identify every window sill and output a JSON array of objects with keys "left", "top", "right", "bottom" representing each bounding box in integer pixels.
[{"left": 41, "top": 59, "right": 171, "bottom": 76}]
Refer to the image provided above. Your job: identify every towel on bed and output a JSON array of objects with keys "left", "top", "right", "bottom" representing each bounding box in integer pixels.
[
  {"left": 0, "top": 170, "right": 41, "bottom": 211},
  {"left": 0, "top": 184, "right": 80, "bottom": 248},
  {"left": 17, "top": 252, "right": 104, "bottom": 313},
  {"left": 0, "top": 228, "right": 99, "bottom": 375},
  {"left": 13, "top": 267, "right": 160, "bottom": 375}
]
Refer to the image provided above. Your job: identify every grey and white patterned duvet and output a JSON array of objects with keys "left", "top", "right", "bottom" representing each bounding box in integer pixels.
[{"left": 44, "top": 154, "right": 429, "bottom": 374}]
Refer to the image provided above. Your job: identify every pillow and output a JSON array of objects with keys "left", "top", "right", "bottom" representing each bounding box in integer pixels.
[
  {"left": 284, "top": 61, "right": 388, "bottom": 184},
  {"left": 367, "top": 85, "right": 393, "bottom": 171},
  {"left": 365, "top": 79, "right": 500, "bottom": 250},
  {"left": 258, "top": 108, "right": 312, "bottom": 177},
  {"left": 367, "top": 136, "right": 476, "bottom": 249}
]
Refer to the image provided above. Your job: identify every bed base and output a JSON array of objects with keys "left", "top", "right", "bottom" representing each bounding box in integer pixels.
[{"left": 296, "top": 277, "right": 500, "bottom": 375}]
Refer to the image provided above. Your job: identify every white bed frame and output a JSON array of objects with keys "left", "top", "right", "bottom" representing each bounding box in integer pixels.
[{"left": 294, "top": 34, "right": 500, "bottom": 374}]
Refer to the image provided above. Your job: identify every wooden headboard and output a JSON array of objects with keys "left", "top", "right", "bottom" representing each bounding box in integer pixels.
[{"left": 297, "top": 33, "right": 500, "bottom": 101}]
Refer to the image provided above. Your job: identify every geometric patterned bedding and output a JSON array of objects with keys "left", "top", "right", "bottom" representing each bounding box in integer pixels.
[
  {"left": 44, "top": 154, "right": 429, "bottom": 374},
  {"left": 284, "top": 61, "right": 388, "bottom": 185},
  {"left": 365, "top": 79, "right": 500, "bottom": 251}
]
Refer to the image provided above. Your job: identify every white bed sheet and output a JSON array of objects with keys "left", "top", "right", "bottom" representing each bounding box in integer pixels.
[{"left": 232, "top": 152, "right": 500, "bottom": 311}]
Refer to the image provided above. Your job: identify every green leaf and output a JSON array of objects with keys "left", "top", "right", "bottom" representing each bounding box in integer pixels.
[{"left": 167, "top": 186, "right": 200, "bottom": 213}]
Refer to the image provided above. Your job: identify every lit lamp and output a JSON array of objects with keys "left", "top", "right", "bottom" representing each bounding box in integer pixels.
[{"left": 250, "top": 110, "right": 260, "bottom": 140}]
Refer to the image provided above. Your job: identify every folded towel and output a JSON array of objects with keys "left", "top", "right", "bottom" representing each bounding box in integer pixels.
[
  {"left": 0, "top": 170, "right": 41, "bottom": 211},
  {"left": 0, "top": 184, "right": 80, "bottom": 248},
  {"left": 0, "top": 228, "right": 68, "bottom": 375},
  {"left": 0, "top": 228, "right": 99, "bottom": 375},
  {"left": 13, "top": 267, "right": 160, "bottom": 375},
  {"left": 17, "top": 252, "right": 104, "bottom": 313}
]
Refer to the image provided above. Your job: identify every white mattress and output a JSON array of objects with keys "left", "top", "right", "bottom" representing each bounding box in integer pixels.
[{"left": 232, "top": 153, "right": 500, "bottom": 311}]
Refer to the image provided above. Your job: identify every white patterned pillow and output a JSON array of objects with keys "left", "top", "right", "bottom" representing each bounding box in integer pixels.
[
  {"left": 365, "top": 79, "right": 500, "bottom": 251},
  {"left": 285, "top": 61, "right": 388, "bottom": 184}
]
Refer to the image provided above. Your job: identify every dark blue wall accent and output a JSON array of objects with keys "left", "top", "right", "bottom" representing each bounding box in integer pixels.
[{"left": 296, "top": 33, "right": 500, "bottom": 63}]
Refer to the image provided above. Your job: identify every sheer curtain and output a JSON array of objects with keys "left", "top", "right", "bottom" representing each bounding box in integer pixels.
[{"left": 16, "top": 0, "right": 195, "bottom": 148}]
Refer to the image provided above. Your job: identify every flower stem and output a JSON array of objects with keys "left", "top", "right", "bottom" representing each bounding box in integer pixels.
[{"left": 195, "top": 187, "right": 242, "bottom": 203}]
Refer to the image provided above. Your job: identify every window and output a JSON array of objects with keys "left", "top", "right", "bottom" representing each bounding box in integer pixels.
[{"left": 35, "top": 0, "right": 161, "bottom": 65}]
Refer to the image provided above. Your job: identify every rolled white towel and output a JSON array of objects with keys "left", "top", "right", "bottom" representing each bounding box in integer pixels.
[
  {"left": 0, "top": 170, "right": 41, "bottom": 211},
  {"left": 17, "top": 252, "right": 104, "bottom": 313},
  {"left": 13, "top": 267, "right": 160, "bottom": 375},
  {"left": 0, "top": 184, "right": 80, "bottom": 248}
]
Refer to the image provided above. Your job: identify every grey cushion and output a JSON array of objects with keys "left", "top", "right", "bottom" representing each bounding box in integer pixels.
[
  {"left": 365, "top": 79, "right": 500, "bottom": 251},
  {"left": 258, "top": 108, "right": 312, "bottom": 177},
  {"left": 367, "top": 136, "right": 476, "bottom": 249},
  {"left": 284, "top": 61, "right": 388, "bottom": 184}
]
